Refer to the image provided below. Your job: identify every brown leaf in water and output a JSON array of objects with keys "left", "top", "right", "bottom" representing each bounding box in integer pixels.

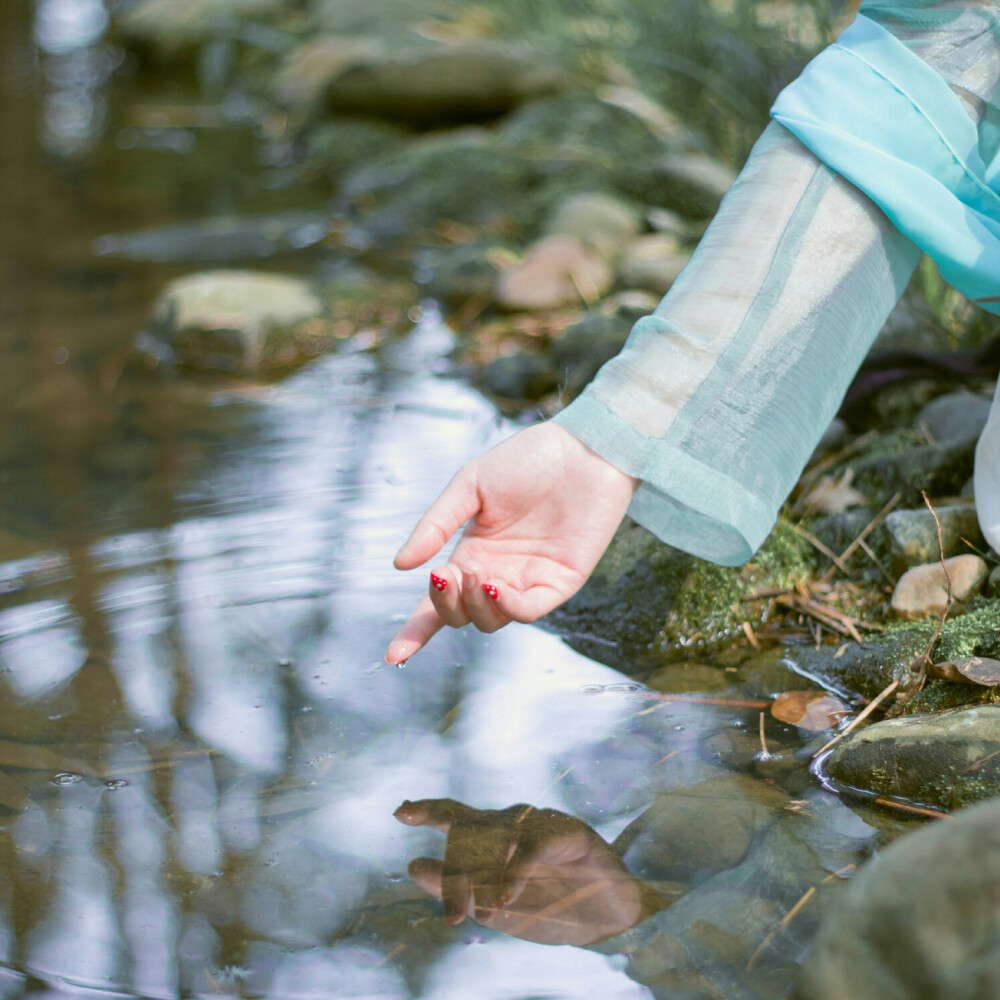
[
  {"left": 800, "top": 469, "right": 870, "bottom": 515},
  {"left": 771, "top": 690, "right": 849, "bottom": 731},
  {"left": 928, "top": 656, "right": 1000, "bottom": 686}
]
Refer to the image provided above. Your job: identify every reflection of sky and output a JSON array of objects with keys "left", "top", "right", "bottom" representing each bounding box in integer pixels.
[
  {"left": 33, "top": 0, "right": 114, "bottom": 156},
  {"left": 0, "top": 341, "right": 661, "bottom": 998}
]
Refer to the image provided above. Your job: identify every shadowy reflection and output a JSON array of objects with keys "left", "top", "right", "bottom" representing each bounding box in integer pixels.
[{"left": 395, "top": 798, "right": 667, "bottom": 947}]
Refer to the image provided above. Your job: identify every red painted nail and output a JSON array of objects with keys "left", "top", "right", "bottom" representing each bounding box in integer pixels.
[
  {"left": 430, "top": 573, "right": 448, "bottom": 592},
  {"left": 483, "top": 583, "right": 499, "bottom": 600}
]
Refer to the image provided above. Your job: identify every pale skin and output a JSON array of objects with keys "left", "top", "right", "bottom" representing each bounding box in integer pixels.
[{"left": 385, "top": 421, "right": 639, "bottom": 665}]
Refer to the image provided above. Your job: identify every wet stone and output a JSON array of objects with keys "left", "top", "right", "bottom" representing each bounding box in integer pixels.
[
  {"left": 883, "top": 504, "right": 984, "bottom": 571},
  {"left": 145, "top": 270, "right": 333, "bottom": 373},
  {"left": 794, "top": 797, "right": 1000, "bottom": 1000},
  {"left": 890, "top": 554, "right": 988, "bottom": 619},
  {"left": 824, "top": 705, "right": 1000, "bottom": 810}
]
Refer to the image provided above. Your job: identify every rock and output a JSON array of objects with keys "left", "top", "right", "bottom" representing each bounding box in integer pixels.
[
  {"left": 325, "top": 40, "right": 568, "bottom": 124},
  {"left": 94, "top": 211, "right": 331, "bottom": 264},
  {"left": 884, "top": 504, "right": 985, "bottom": 571},
  {"left": 891, "top": 554, "right": 988, "bottom": 618},
  {"left": 425, "top": 244, "right": 503, "bottom": 306},
  {"left": 618, "top": 234, "right": 689, "bottom": 294},
  {"left": 116, "top": 0, "right": 288, "bottom": 55},
  {"left": 794, "top": 797, "right": 1000, "bottom": 1000},
  {"left": 311, "top": 0, "right": 444, "bottom": 36},
  {"left": 916, "top": 389, "right": 993, "bottom": 445},
  {"left": 989, "top": 565, "right": 1000, "bottom": 598},
  {"left": 341, "top": 94, "right": 688, "bottom": 252},
  {"left": 615, "top": 775, "right": 787, "bottom": 885},
  {"left": 339, "top": 129, "right": 533, "bottom": 248},
  {"left": 144, "top": 270, "right": 332, "bottom": 372},
  {"left": 543, "top": 518, "right": 816, "bottom": 672},
  {"left": 276, "top": 36, "right": 386, "bottom": 108},
  {"left": 551, "top": 309, "right": 634, "bottom": 397},
  {"left": 846, "top": 430, "right": 977, "bottom": 506},
  {"left": 480, "top": 352, "right": 555, "bottom": 401},
  {"left": 784, "top": 600, "right": 1000, "bottom": 702},
  {"left": 544, "top": 193, "right": 639, "bottom": 261},
  {"left": 302, "top": 117, "right": 409, "bottom": 180},
  {"left": 824, "top": 706, "right": 1000, "bottom": 809},
  {"left": 496, "top": 235, "right": 612, "bottom": 312},
  {"left": 622, "top": 150, "right": 736, "bottom": 220}
]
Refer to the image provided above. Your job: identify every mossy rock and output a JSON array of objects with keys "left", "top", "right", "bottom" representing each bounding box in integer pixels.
[
  {"left": 825, "top": 705, "right": 1000, "bottom": 810},
  {"left": 830, "top": 429, "right": 976, "bottom": 507},
  {"left": 784, "top": 599, "right": 1000, "bottom": 702},
  {"left": 302, "top": 117, "right": 410, "bottom": 179},
  {"left": 340, "top": 94, "right": 696, "bottom": 251},
  {"left": 542, "top": 517, "right": 816, "bottom": 672}
]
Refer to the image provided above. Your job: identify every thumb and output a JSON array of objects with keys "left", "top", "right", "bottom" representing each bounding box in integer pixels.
[{"left": 394, "top": 466, "right": 480, "bottom": 570}]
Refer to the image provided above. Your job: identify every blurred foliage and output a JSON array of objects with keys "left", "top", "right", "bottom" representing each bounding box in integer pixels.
[{"left": 456, "top": 0, "right": 848, "bottom": 162}]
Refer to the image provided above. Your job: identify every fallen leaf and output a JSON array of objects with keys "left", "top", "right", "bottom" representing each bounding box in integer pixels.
[
  {"left": 928, "top": 656, "right": 1000, "bottom": 686},
  {"left": 800, "top": 469, "right": 870, "bottom": 515},
  {"left": 771, "top": 690, "right": 849, "bottom": 731}
]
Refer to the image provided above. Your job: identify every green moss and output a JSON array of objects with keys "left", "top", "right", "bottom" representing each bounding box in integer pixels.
[{"left": 661, "top": 518, "right": 816, "bottom": 650}]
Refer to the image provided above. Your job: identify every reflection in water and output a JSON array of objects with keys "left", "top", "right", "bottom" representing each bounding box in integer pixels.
[{"left": 0, "top": 3, "right": 909, "bottom": 997}]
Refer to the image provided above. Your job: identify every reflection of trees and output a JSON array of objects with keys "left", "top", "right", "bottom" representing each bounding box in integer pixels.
[{"left": 0, "top": 321, "right": 506, "bottom": 994}]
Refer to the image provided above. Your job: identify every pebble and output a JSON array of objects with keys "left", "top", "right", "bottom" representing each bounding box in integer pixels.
[
  {"left": 883, "top": 504, "right": 984, "bottom": 570},
  {"left": 890, "top": 554, "right": 988, "bottom": 618},
  {"left": 496, "top": 235, "right": 612, "bottom": 311},
  {"left": 618, "top": 234, "right": 690, "bottom": 294}
]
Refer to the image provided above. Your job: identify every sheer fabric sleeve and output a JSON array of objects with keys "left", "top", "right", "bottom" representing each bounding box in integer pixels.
[{"left": 553, "top": 0, "right": 998, "bottom": 567}]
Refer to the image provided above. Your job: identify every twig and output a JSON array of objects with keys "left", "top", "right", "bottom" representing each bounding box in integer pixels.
[
  {"left": 746, "top": 886, "right": 817, "bottom": 971},
  {"left": 813, "top": 678, "right": 900, "bottom": 758},
  {"left": 820, "top": 492, "right": 901, "bottom": 582},
  {"left": 742, "top": 620, "right": 761, "bottom": 650},
  {"left": 858, "top": 537, "right": 896, "bottom": 587},
  {"left": 872, "top": 797, "right": 949, "bottom": 820},
  {"left": 789, "top": 522, "right": 852, "bottom": 575},
  {"left": 759, "top": 712, "right": 769, "bottom": 757},
  {"left": 634, "top": 693, "right": 771, "bottom": 710},
  {"left": 899, "top": 491, "right": 954, "bottom": 705}
]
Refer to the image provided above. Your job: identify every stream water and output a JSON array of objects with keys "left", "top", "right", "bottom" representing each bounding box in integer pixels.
[{"left": 0, "top": 3, "right": 923, "bottom": 998}]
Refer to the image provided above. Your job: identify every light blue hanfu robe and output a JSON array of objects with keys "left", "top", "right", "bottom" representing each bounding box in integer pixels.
[{"left": 553, "top": 1, "right": 1000, "bottom": 565}]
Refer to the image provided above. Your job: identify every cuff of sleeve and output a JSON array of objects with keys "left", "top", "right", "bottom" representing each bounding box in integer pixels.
[{"left": 553, "top": 394, "right": 776, "bottom": 567}]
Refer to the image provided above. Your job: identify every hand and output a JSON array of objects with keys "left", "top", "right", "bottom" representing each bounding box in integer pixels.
[
  {"left": 394, "top": 798, "right": 662, "bottom": 946},
  {"left": 385, "top": 422, "right": 637, "bottom": 664}
]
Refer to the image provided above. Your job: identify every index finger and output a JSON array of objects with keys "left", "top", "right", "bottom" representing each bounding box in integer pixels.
[{"left": 385, "top": 595, "right": 444, "bottom": 665}]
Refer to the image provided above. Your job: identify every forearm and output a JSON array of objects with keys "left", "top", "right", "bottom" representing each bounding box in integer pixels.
[{"left": 554, "top": 123, "right": 920, "bottom": 565}]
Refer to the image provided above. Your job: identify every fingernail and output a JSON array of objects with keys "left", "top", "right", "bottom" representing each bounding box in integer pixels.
[
  {"left": 430, "top": 573, "right": 448, "bottom": 592},
  {"left": 483, "top": 583, "right": 499, "bottom": 600}
]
